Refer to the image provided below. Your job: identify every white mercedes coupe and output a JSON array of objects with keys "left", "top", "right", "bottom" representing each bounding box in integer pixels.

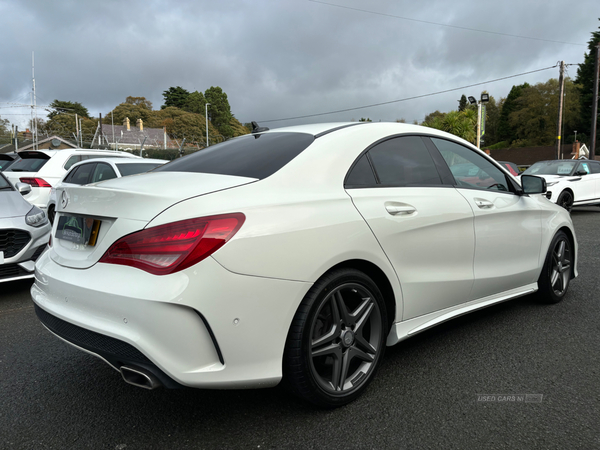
[{"left": 31, "top": 122, "right": 577, "bottom": 407}]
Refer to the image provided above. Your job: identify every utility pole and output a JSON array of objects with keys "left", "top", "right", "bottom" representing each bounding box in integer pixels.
[
  {"left": 99, "top": 113, "right": 103, "bottom": 148},
  {"left": 32, "top": 51, "right": 38, "bottom": 151},
  {"left": 556, "top": 61, "right": 565, "bottom": 159},
  {"left": 75, "top": 114, "right": 79, "bottom": 147},
  {"left": 591, "top": 44, "right": 600, "bottom": 158}
]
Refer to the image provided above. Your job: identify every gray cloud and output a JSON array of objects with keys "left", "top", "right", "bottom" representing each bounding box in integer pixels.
[{"left": 1, "top": 0, "right": 597, "bottom": 129}]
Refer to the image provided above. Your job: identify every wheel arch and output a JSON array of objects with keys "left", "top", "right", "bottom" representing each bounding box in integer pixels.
[
  {"left": 323, "top": 259, "right": 397, "bottom": 330},
  {"left": 557, "top": 225, "right": 576, "bottom": 280}
]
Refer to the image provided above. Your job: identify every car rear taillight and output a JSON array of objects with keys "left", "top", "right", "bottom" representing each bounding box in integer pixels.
[
  {"left": 99, "top": 213, "right": 245, "bottom": 275},
  {"left": 20, "top": 177, "right": 52, "bottom": 187}
]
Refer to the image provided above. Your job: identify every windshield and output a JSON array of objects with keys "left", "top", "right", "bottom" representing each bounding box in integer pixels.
[
  {"left": 116, "top": 162, "right": 165, "bottom": 177},
  {"left": 523, "top": 161, "right": 577, "bottom": 176},
  {"left": 7, "top": 157, "right": 49, "bottom": 173}
]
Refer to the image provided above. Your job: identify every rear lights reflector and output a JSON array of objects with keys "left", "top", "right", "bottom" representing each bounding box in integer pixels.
[
  {"left": 20, "top": 177, "right": 52, "bottom": 187},
  {"left": 99, "top": 213, "right": 245, "bottom": 275}
]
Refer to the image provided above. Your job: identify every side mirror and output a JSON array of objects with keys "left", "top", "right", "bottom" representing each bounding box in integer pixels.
[
  {"left": 15, "top": 182, "right": 32, "bottom": 196},
  {"left": 575, "top": 170, "right": 588, "bottom": 176},
  {"left": 521, "top": 175, "right": 547, "bottom": 195}
]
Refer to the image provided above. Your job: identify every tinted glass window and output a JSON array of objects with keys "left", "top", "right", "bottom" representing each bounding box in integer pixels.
[
  {"left": 589, "top": 162, "right": 600, "bottom": 174},
  {"left": 64, "top": 155, "right": 81, "bottom": 170},
  {"left": 368, "top": 136, "right": 441, "bottom": 186},
  {"left": 432, "top": 138, "right": 510, "bottom": 192},
  {"left": 63, "top": 166, "right": 80, "bottom": 183},
  {"left": 7, "top": 158, "right": 48, "bottom": 172},
  {"left": 91, "top": 163, "right": 117, "bottom": 183},
  {"left": 116, "top": 163, "right": 164, "bottom": 177},
  {"left": 345, "top": 154, "right": 377, "bottom": 187},
  {"left": 0, "top": 173, "right": 11, "bottom": 189},
  {"left": 69, "top": 163, "right": 96, "bottom": 185},
  {"left": 155, "top": 133, "right": 315, "bottom": 180}
]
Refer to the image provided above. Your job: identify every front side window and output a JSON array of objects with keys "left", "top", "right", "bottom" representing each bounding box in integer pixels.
[
  {"left": 431, "top": 138, "right": 510, "bottom": 192},
  {"left": 367, "top": 136, "right": 442, "bottom": 186}
]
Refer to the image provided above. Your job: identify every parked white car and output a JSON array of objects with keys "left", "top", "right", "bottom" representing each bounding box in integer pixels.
[
  {"left": 46, "top": 157, "right": 167, "bottom": 224},
  {"left": 522, "top": 159, "right": 600, "bottom": 211},
  {"left": 31, "top": 123, "right": 577, "bottom": 407},
  {"left": 3, "top": 149, "right": 139, "bottom": 213},
  {"left": 0, "top": 172, "right": 50, "bottom": 283}
]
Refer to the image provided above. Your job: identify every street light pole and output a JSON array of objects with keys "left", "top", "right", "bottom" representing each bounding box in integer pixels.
[
  {"left": 476, "top": 102, "right": 482, "bottom": 149},
  {"left": 205, "top": 103, "right": 211, "bottom": 147}
]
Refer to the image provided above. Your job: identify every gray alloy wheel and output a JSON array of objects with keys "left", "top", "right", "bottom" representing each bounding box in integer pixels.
[
  {"left": 537, "top": 230, "right": 572, "bottom": 304},
  {"left": 557, "top": 190, "right": 573, "bottom": 212},
  {"left": 283, "top": 268, "right": 387, "bottom": 408}
]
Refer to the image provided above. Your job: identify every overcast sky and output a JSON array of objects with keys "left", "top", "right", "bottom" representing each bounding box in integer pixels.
[{"left": 1, "top": 0, "right": 598, "bottom": 130}]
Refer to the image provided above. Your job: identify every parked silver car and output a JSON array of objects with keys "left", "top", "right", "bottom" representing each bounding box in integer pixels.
[{"left": 0, "top": 172, "right": 50, "bottom": 283}]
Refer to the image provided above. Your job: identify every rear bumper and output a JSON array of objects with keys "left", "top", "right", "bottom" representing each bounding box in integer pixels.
[{"left": 31, "top": 250, "right": 311, "bottom": 389}]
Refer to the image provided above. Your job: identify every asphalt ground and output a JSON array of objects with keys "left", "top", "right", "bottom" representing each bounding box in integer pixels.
[{"left": 1, "top": 207, "right": 599, "bottom": 449}]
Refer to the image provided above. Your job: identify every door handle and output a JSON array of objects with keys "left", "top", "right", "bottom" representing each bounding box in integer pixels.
[
  {"left": 474, "top": 199, "right": 494, "bottom": 209},
  {"left": 385, "top": 204, "right": 416, "bottom": 216}
]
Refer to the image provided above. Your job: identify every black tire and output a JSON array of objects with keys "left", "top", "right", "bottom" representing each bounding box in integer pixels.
[
  {"left": 557, "top": 190, "right": 573, "bottom": 212},
  {"left": 48, "top": 205, "right": 56, "bottom": 225},
  {"left": 283, "top": 268, "right": 388, "bottom": 408},
  {"left": 537, "top": 231, "right": 572, "bottom": 304}
]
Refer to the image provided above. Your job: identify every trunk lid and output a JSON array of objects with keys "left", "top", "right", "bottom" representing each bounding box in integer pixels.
[{"left": 50, "top": 171, "right": 256, "bottom": 269}]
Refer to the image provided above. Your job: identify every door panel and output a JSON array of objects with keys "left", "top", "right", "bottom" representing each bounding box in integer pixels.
[
  {"left": 348, "top": 187, "right": 475, "bottom": 320},
  {"left": 455, "top": 189, "right": 542, "bottom": 299}
]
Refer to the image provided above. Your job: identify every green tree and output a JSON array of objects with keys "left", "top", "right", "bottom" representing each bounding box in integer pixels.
[
  {"left": 422, "top": 110, "right": 445, "bottom": 124},
  {"left": 47, "top": 100, "right": 90, "bottom": 120},
  {"left": 481, "top": 95, "right": 501, "bottom": 146},
  {"left": 0, "top": 117, "right": 10, "bottom": 135},
  {"left": 458, "top": 95, "right": 468, "bottom": 112},
  {"left": 359, "top": 117, "right": 372, "bottom": 122},
  {"left": 497, "top": 83, "right": 530, "bottom": 143},
  {"left": 106, "top": 101, "right": 152, "bottom": 126},
  {"left": 182, "top": 91, "right": 207, "bottom": 114},
  {"left": 422, "top": 109, "right": 477, "bottom": 143},
  {"left": 162, "top": 86, "right": 190, "bottom": 110},
  {"left": 44, "top": 114, "right": 98, "bottom": 138},
  {"left": 509, "top": 79, "right": 580, "bottom": 147},
  {"left": 204, "top": 86, "right": 233, "bottom": 137},
  {"left": 575, "top": 19, "right": 600, "bottom": 150},
  {"left": 125, "top": 96, "right": 153, "bottom": 109}
]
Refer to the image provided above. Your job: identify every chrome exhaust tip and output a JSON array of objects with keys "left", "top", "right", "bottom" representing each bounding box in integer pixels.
[{"left": 120, "top": 366, "right": 162, "bottom": 390}]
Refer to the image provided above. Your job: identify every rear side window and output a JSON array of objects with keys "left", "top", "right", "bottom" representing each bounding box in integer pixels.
[
  {"left": 345, "top": 154, "right": 377, "bottom": 187},
  {"left": 0, "top": 173, "right": 11, "bottom": 189},
  {"left": 155, "top": 133, "right": 315, "bottom": 180},
  {"left": 6, "top": 158, "right": 48, "bottom": 172},
  {"left": 66, "top": 163, "right": 96, "bottom": 185},
  {"left": 368, "top": 136, "right": 442, "bottom": 186},
  {"left": 64, "top": 155, "right": 81, "bottom": 170},
  {"left": 589, "top": 162, "right": 600, "bottom": 174}
]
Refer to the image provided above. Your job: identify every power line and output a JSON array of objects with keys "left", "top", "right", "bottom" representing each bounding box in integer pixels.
[
  {"left": 308, "top": 0, "right": 586, "bottom": 47},
  {"left": 259, "top": 64, "right": 558, "bottom": 123}
]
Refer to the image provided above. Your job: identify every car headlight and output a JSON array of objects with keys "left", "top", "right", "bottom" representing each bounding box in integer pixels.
[
  {"left": 546, "top": 181, "right": 559, "bottom": 187},
  {"left": 26, "top": 206, "right": 49, "bottom": 227}
]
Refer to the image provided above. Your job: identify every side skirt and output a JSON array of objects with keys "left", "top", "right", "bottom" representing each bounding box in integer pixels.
[{"left": 386, "top": 283, "right": 537, "bottom": 346}]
